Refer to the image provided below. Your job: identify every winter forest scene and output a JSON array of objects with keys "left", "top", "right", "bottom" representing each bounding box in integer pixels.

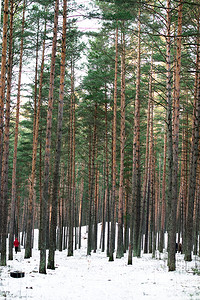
[{"left": 0, "top": 0, "right": 200, "bottom": 298}]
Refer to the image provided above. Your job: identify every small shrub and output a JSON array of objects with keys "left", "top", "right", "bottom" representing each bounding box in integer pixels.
[{"left": 192, "top": 268, "right": 200, "bottom": 276}]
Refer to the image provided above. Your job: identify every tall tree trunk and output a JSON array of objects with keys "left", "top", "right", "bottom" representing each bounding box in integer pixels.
[
  {"left": 159, "top": 130, "right": 167, "bottom": 252},
  {"left": 48, "top": 0, "right": 67, "bottom": 269},
  {"left": 8, "top": 0, "right": 25, "bottom": 263},
  {"left": 176, "top": 126, "right": 187, "bottom": 243},
  {"left": 185, "top": 13, "right": 200, "bottom": 261},
  {"left": 58, "top": 162, "right": 65, "bottom": 251},
  {"left": 0, "top": 0, "right": 9, "bottom": 193},
  {"left": 25, "top": 14, "right": 47, "bottom": 259},
  {"left": 87, "top": 103, "right": 97, "bottom": 255},
  {"left": 78, "top": 163, "right": 84, "bottom": 249},
  {"left": 117, "top": 21, "right": 125, "bottom": 259},
  {"left": 101, "top": 97, "right": 109, "bottom": 253},
  {"left": 1, "top": 0, "right": 13, "bottom": 265},
  {"left": 109, "top": 23, "right": 118, "bottom": 262},
  {"left": 149, "top": 91, "right": 155, "bottom": 257},
  {"left": 0, "top": 0, "right": 9, "bottom": 253},
  {"left": 124, "top": 178, "right": 130, "bottom": 251},
  {"left": 168, "top": 0, "right": 182, "bottom": 271},
  {"left": 68, "top": 60, "right": 75, "bottom": 257},
  {"left": 39, "top": 137, "right": 43, "bottom": 250},
  {"left": 72, "top": 93, "right": 76, "bottom": 251},
  {"left": 33, "top": 19, "right": 39, "bottom": 138},
  {"left": 87, "top": 129, "right": 92, "bottom": 253},
  {"left": 143, "top": 50, "right": 153, "bottom": 254},
  {"left": 39, "top": 0, "right": 59, "bottom": 274},
  {"left": 93, "top": 163, "right": 99, "bottom": 253},
  {"left": 166, "top": 0, "right": 173, "bottom": 270},
  {"left": 7, "top": 0, "right": 14, "bottom": 260},
  {"left": 128, "top": 9, "right": 141, "bottom": 264}
]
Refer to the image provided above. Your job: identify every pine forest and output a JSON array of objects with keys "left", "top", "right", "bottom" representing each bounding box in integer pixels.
[{"left": 0, "top": 0, "right": 200, "bottom": 275}]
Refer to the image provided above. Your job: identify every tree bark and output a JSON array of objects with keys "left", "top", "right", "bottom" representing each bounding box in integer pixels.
[
  {"left": 143, "top": 50, "right": 153, "bottom": 254},
  {"left": 0, "top": 0, "right": 9, "bottom": 256},
  {"left": 168, "top": 0, "right": 182, "bottom": 271},
  {"left": 8, "top": 0, "right": 25, "bottom": 263},
  {"left": 159, "top": 129, "right": 167, "bottom": 252},
  {"left": 185, "top": 13, "right": 200, "bottom": 261},
  {"left": 25, "top": 13, "right": 47, "bottom": 259},
  {"left": 1, "top": 0, "right": 14, "bottom": 265},
  {"left": 101, "top": 97, "right": 109, "bottom": 253},
  {"left": 39, "top": 0, "right": 59, "bottom": 274},
  {"left": 128, "top": 9, "right": 141, "bottom": 264},
  {"left": 109, "top": 23, "right": 118, "bottom": 262},
  {"left": 0, "top": 0, "right": 9, "bottom": 194},
  {"left": 48, "top": 0, "right": 67, "bottom": 269},
  {"left": 166, "top": 0, "right": 173, "bottom": 270},
  {"left": 78, "top": 163, "right": 84, "bottom": 249},
  {"left": 68, "top": 59, "right": 75, "bottom": 257},
  {"left": 117, "top": 21, "right": 125, "bottom": 259},
  {"left": 87, "top": 103, "right": 97, "bottom": 255}
]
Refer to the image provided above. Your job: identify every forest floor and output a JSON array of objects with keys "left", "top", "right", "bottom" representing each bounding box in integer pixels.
[{"left": 1, "top": 227, "right": 200, "bottom": 299}]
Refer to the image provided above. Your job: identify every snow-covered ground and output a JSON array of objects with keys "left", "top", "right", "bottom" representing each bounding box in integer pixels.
[{"left": 1, "top": 226, "right": 200, "bottom": 300}]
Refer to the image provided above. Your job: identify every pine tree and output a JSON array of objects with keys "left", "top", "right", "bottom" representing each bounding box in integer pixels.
[
  {"left": 39, "top": 0, "right": 59, "bottom": 274},
  {"left": 48, "top": 0, "right": 67, "bottom": 270}
]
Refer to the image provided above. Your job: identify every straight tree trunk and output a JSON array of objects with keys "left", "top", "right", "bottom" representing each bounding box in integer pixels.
[
  {"left": 87, "top": 103, "right": 97, "bottom": 255},
  {"left": 101, "top": 98, "right": 109, "bottom": 253},
  {"left": 149, "top": 92, "right": 155, "bottom": 257},
  {"left": 48, "top": 0, "right": 67, "bottom": 269},
  {"left": 159, "top": 130, "right": 167, "bottom": 252},
  {"left": 176, "top": 126, "right": 187, "bottom": 242},
  {"left": 166, "top": 0, "right": 173, "bottom": 267},
  {"left": 33, "top": 19, "right": 39, "bottom": 138},
  {"left": 39, "top": 138, "right": 43, "bottom": 250},
  {"left": 109, "top": 23, "right": 118, "bottom": 262},
  {"left": 39, "top": 0, "right": 59, "bottom": 274},
  {"left": 72, "top": 94, "right": 76, "bottom": 251},
  {"left": 1, "top": 0, "right": 14, "bottom": 265},
  {"left": 87, "top": 129, "right": 92, "bottom": 253},
  {"left": 168, "top": 0, "right": 182, "bottom": 271},
  {"left": 78, "top": 163, "right": 84, "bottom": 249},
  {"left": 182, "top": 124, "right": 188, "bottom": 252},
  {"left": 7, "top": 0, "right": 14, "bottom": 260},
  {"left": 128, "top": 9, "right": 141, "bottom": 263},
  {"left": 195, "top": 142, "right": 200, "bottom": 255},
  {"left": 143, "top": 50, "right": 153, "bottom": 254},
  {"left": 25, "top": 14, "right": 47, "bottom": 259},
  {"left": 0, "top": 0, "right": 9, "bottom": 195},
  {"left": 0, "top": 0, "right": 9, "bottom": 252},
  {"left": 94, "top": 163, "right": 99, "bottom": 252},
  {"left": 185, "top": 15, "right": 200, "bottom": 261},
  {"left": 116, "top": 22, "right": 125, "bottom": 259},
  {"left": 68, "top": 60, "right": 75, "bottom": 257},
  {"left": 58, "top": 163, "right": 65, "bottom": 251},
  {"left": 124, "top": 178, "right": 130, "bottom": 252},
  {"left": 8, "top": 0, "right": 25, "bottom": 263}
]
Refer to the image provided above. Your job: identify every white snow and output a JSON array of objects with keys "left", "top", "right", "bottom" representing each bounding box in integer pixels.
[{"left": 1, "top": 226, "right": 200, "bottom": 300}]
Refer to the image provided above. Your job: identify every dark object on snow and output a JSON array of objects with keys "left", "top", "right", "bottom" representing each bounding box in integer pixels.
[
  {"left": 10, "top": 271, "right": 25, "bottom": 278},
  {"left": 175, "top": 242, "right": 182, "bottom": 253},
  {"left": 14, "top": 238, "right": 20, "bottom": 254},
  {"left": 178, "top": 242, "right": 182, "bottom": 253}
]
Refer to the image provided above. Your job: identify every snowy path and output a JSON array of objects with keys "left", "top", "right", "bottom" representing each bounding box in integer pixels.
[
  {"left": 1, "top": 246, "right": 200, "bottom": 300},
  {"left": 1, "top": 227, "right": 200, "bottom": 299}
]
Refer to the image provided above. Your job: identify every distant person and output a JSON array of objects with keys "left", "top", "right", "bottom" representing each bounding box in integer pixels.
[
  {"left": 178, "top": 242, "right": 182, "bottom": 254},
  {"left": 14, "top": 237, "right": 19, "bottom": 254}
]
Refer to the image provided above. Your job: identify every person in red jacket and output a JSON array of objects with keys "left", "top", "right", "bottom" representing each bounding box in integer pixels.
[{"left": 14, "top": 238, "right": 19, "bottom": 254}]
